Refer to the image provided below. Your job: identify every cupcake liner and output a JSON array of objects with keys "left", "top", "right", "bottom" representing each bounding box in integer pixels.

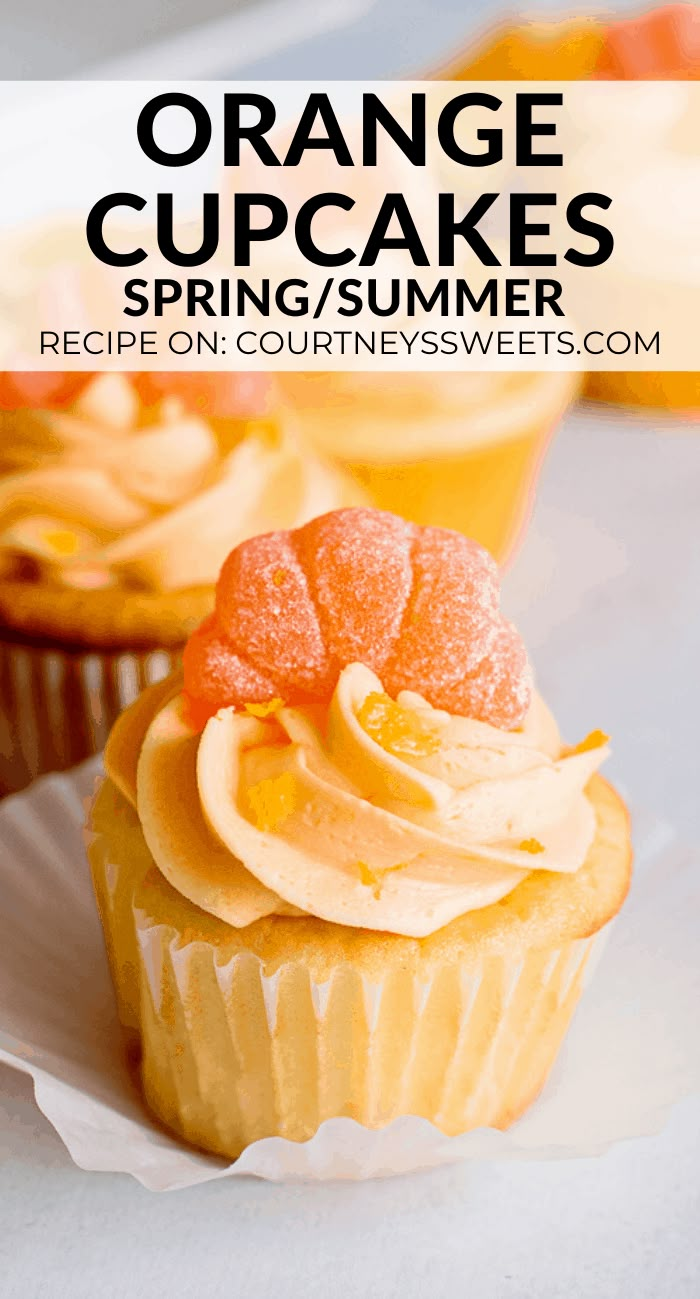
[
  {"left": 0, "top": 638, "right": 176, "bottom": 797},
  {"left": 1, "top": 760, "right": 699, "bottom": 1188},
  {"left": 87, "top": 781, "right": 611, "bottom": 1159},
  {"left": 129, "top": 921, "right": 602, "bottom": 1159}
]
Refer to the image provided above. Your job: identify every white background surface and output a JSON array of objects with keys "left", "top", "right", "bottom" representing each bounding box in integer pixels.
[
  {"left": 1, "top": 1, "right": 699, "bottom": 1292},
  {"left": 1, "top": 407, "right": 699, "bottom": 1297}
]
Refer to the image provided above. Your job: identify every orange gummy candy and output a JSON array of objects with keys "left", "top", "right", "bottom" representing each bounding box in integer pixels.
[
  {"left": 383, "top": 523, "right": 500, "bottom": 703},
  {"left": 297, "top": 508, "right": 414, "bottom": 676},
  {"left": 0, "top": 371, "right": 95, "bottom": 412},
  {"left": 182, "top": 613, "right": 279, "bottom": 724},
  {"left": 596, "top": 4, "right": 700, "bottom": 78},
  {"left": 438, "top": 618, "right": 532, "bottom": 731},
  {"left": 216, "top": 530, "right": 333, "bottom": 695},
  {"left": 184, "top": 507, "right": 532, "bottom": 730}
]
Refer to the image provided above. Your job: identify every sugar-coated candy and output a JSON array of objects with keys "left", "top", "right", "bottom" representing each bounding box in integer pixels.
[
  {"left": 215, "top": 530, "right": 334, "bottom": 694},
  {"left": 182, "top": 613, "right": 278, "bottom": 724},
  {"left": 596, "top": 4, "right": 700, "bottom": 78},
  {"left": 383, "top": 524, "right": 500, "bottom": 701},
  {"left": 435, "top": 617, "right": 533, "bottom": 730},
  {"left": 297, "top": 508, "right": 413, "bottom": 675},
  {"left": 185, "top": 508, "right": 531, "bottom": 729}
]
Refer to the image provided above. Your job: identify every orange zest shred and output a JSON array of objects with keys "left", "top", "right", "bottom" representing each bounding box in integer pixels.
[
  {"left": 357, "top": 691, "right": 441, "bottom": 759},
  {"left": 244, "top": 697, "right": 285, "bottom": 718},
  {"left": 357, "top": 860, "right": 380, "bottom": 893},
  {"left": 272, "top": 568, "right": 287, "bottom": 587},
  {"left": 357, "top": 859, "right": 408, "bottom": 899},
  {"left": 247, "top": 772, "right": 297, "bottom": 832},
  {"left": 44, "top": 528, "right": 81, "bottom": 557},
  {"left": 519, "top": 838, "right": 545, "bottom": 855},
  {"left": 572, "top": 729, "right": 610, "bottom": 755}
]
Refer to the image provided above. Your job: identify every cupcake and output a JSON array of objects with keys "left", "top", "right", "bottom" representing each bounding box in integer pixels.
[
  {"left": 280, "top": 372, "right": 578, "bottom": 563},
  {"left": 439, "top": 4, "right": 700, "bottom": 413},
  {"left": 0, "top": 371, "right": 363, "bottom": 795},
  {"left": 87, "top": 507, "right": 631, "bottom": 1161}
]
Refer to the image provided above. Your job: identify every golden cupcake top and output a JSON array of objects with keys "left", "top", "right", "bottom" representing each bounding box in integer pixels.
[{"left": 106, "top": 507, "right": 610, "bottom": 938}]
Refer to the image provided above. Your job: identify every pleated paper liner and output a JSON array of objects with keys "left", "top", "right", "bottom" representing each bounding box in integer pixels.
[
  {"left": 0, "top": 637, "right": 176, "bottom": 797},
  {"left": 137, "top": 930, "right": 600, "bottom": 1159},
  {"left": 88, "top": 779, "right": 605, "bottom": 1162},
  {"left": 1, "top": 760, "right": 699, "bottom": 1186}
]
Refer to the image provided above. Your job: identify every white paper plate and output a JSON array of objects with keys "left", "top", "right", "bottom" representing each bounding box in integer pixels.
[{"left": 0, "top": 759, "right": 699, "bottom": 1189}]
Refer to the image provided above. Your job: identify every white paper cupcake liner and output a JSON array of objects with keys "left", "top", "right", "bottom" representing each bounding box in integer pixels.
[
  {"left": 0, "top": 761, "right": 699, "bottom": 1187},
  {"left": 87, "top": 777, "right": 614, "bottom": 1159},
  {"left": 128, "top": 923, "right": 602, "bottom": 1157}
]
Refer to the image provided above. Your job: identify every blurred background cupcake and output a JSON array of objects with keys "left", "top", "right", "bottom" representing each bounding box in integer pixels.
[
  {"left": 0, "top": 369, "right": 363, "bottom": 794},
  {"left": 229, "top": 112, "right": 578, "bottom": 563},
  {"left": 280, "top": 370, "right": 578, "bottom": 563},
  {"left": 438, "top": 3, "right": 700, "bottom": 414}
]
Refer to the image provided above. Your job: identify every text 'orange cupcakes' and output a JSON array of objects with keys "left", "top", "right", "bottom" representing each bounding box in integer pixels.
[{"left": 87, "top": 506, "right": 632, "bottom": 1162}]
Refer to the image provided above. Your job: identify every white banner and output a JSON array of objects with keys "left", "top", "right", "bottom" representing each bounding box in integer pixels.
[{"left": 0, "top": 80, "right": 697, "bottom": 371}]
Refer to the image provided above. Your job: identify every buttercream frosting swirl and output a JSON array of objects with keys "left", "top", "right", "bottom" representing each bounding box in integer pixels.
[
  {"left": 109, "top": 662, "right": 609, "bottom": 938},
  {"left": 0, "top": 373, "right": 356, "bottom": 592}
]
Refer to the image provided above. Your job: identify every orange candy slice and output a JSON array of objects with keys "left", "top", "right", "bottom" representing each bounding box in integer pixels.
[
  {"left": 297, "top": 508, "right": 414, "bottom": 677},
  {"left": 441, "top": 618, "right": 531, "bottom": 730},
  {"left": 216, "top": 530, "right": 333, "bottom": 695},
  {"left": 182, "top": 613, "right": 278, "bottom": 727},
  {"left": 0, "top": 371, "right": 95, "bottom": 411},
  {"left": 383, "top": 524, "right": 500, "bottom": 704},
  {"left": 596, "top": 4, "right": 700, "bottom": 78},
  {"left": 184, "top": 507, "right": 532, "bottom": 730}
]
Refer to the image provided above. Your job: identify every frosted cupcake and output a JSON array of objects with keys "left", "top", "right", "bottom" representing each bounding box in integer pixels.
[
  {"left": 88, "top": 506, "right": 631, "bottom": 1160},
  {"left": 0, "top": 372, "right": 362, "bottom": 794},
  {"left": 280, "top": 372, "right": 578, "bottom": 563},
  {"left": 439, "top": 4, "right": 700, "bottom": 413}
]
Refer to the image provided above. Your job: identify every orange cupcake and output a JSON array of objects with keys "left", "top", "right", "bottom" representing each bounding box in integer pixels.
[
  {"left": 439, "top": 4, "right": 700, "bottom": 413},
  {"left": 0, "top": 371, "right": 363, "bottom": 794},
  {"left": 88, "top": 507, "right": 631, "bottom": 1160}
]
